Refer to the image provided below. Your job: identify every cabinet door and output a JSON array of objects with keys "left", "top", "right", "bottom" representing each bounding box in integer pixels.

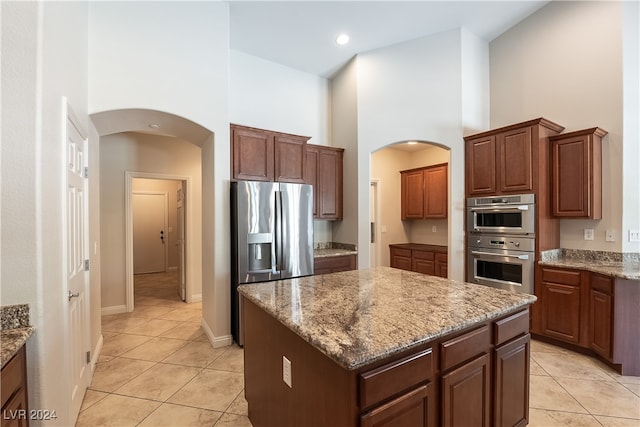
[
  {"left": 541, "top": 281, "right": 581, "bottom": 344},
  {"left": 361, "top": 383, "right": 436, "bottom": 427},
  {"left": 589, "top": 274, "right": 613, "bottom": 360},
  {"left": 465, "top": 136, "right": 496, "bottom": 196},
  {"left": 424, "top": 165, "right": 447, "bottom": 219},
  {"left": 435, "top": 253, "right": 448, "bottom": 278},
  {"left": 441, "top": 353, "right": 491, "bottom": 427},
  {"left": 274, "top": 134, "right": 306, "bottom": 183},
  {"left": 318, "top": 148, "right": 343, "bottom": 220},
  {"left": 304, "top": 146, "right": 319, "bottom": 218},
  {"left": 412, "top": 251, "right": 435, "bottom": 276},
  {"left": 551, "top": 134, "right": 592, "bottom": 218},
  {"left": 497, "top": 126, "right": 533, "bottom": 193},
  {"left": 232, "top": 126, "right": 274, "bottom": 181},
  {"left": 494, "top": 334, "right": 530, "bottom": 427},
  {"left": 401, "top": 170, "right": 425, "bottom": 219},
  {"left": 390, "top": 247, "right": 412, "bottom": 271}
]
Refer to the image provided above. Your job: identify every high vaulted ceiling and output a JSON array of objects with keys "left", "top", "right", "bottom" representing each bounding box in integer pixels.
[{"left": 229, "top": 1, "right": 550, "bottom": 78}]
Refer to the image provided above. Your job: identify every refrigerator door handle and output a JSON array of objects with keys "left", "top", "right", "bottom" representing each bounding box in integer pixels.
[{"left": 274, "top": 190, "right": 282, "bottom": 273}]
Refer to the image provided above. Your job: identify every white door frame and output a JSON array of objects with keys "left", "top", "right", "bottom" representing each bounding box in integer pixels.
[
  {"left": 132, "top": 191, "right": 169, "bottom": 274},
  {"left": 125, "top": 172, "right": 191, "bottom": 311},
  {"left": 370, "top": 179, "right": 382, "bottom": 268}
]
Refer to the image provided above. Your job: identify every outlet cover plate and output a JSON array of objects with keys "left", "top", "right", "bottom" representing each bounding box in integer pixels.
[
  {"left": 584, "top": 229, "right": 594, "bottom": 241},
  {"left": 282, "top": 356, "right": 292, "bottom": 388}
]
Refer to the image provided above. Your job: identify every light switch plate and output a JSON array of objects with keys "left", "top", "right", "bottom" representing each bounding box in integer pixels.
[
  {"left": 605, "top": 229, "right": 615, "bottom": 242},
  {"left": 630, "top": 230, "right": 640, "bottom": 242}
]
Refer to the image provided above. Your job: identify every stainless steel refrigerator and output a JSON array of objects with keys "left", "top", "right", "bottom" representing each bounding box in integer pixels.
[{"left": 230, "top": 180, "right": 314, "bottom": 345}]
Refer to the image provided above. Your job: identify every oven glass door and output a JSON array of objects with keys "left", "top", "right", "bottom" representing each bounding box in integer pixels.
[
  {"left": 468, "top": 205, "right": 535, "bottom": 235},
  {"left": 468, "top": 249, "right": 534, "bottom": 294}
]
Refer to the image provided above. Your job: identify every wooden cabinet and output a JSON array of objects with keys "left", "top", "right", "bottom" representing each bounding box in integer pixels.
[
  {"left": 550, "top": 127, "right": 607, "bottom": 219},
  {"left": 588, "top": 273, "right": 613, "bottom": 359},
  {"left": 493, "top": 334, "right": 530, "bottom": 427},
  {"left": 538, "top": 267, "right": 583, "bottom": 345},
  {"left": 361, "top": 383, "right": 435, "bottom": 427},
  {"left": 464, "top": 118, "right": 564, "bottom": 197},
  {"left": 314, "top": 254, "right": 356, "bottom": 275},
  {"left": 390, "top": 244, "right": 447, "bottom": 278},
  {"left": 231, "top": 124, "right": 308, "bottom": 183},
  {"left": 305, "top": 144, "right": 344, "bottom": 220},
  {"left": 401, "top": 164, "right": 447, "bottom": 220},
  {"left": 1, "top": 346, "right": 29, "bottom": 427}
]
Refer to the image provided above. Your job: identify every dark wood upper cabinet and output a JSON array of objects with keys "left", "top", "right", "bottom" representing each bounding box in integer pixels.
[
  {"left": 231, "top": 124, "right": 309, "bottom": 183},
  {"left": 401, "top": 163, "right": 448, "bottom": 220},
  {"left": 550, "top": 127, "right": 607, "bottom": 219},
  {"left": 464, "top": 118, "right": 564, "bottom": 197},
  {"left": 305, "top": 144, "right": 343, "bottom": 220}
]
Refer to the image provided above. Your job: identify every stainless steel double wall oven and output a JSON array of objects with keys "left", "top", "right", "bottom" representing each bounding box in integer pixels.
[{"left": 466, "top": 194, "right": 535, "bottom": 294}]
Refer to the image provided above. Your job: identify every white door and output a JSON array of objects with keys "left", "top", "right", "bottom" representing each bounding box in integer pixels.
[
  {"left": 65, "top": 102, "right": 90, "bottom": 420},
  {"left": 176, "top": 186, "right": 186, "bottom": 301},
  {"left": 133, "top": 193, "right": 167, "bottom": 274}
]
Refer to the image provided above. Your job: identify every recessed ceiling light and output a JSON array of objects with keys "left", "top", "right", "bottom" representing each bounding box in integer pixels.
[
  {"left": 148, "top": 124, "right": 160, "bottom": 129},
  {"left": 336, "top": 34, "right": 350, "bottom": 45},
  {"left": 408, "top": 141, "right": 418, "bottom": 145}
]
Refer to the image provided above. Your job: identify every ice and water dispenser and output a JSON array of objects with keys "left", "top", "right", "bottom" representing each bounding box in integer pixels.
[{"left": 247, "top": 232, "right": 273, "bottom": 273}]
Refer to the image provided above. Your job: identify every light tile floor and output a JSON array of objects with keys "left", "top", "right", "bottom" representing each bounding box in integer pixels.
[{"left": 78, "top": 272, "right": 640, "bottom": 426}]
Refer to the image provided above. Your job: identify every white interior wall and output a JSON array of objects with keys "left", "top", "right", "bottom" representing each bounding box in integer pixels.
[
  {"left": 353, "top": 29, "right": 489, "bottom": 280},
  {"left": 99, "top": 133, "right": 202, "bottom": 310},
  {"left": 490, "top": 0, "right": 629, "bottom": 252},
  {"left": 1, "top": 1, "right": 90, "bottom": 425},
  {"left": 88, "top": 1, "right": 230, "bottom": 343}
]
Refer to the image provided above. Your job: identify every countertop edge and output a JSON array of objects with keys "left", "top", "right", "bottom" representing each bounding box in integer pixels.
[
  {"left": 538, "top": 259, "right": 640, "bottom": 280},
  {"left": 1, "top": 326, "right": 35, "bottom": 369}
]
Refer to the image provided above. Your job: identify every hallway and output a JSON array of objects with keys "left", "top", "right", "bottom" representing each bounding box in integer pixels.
[{"left": 76, "top": 272, "right": 251, "bottom": 426}]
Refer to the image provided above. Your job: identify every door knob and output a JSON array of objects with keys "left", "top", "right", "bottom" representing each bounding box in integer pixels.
[{"left": 68, "top": 291, "right": 80, "bottom": 301}]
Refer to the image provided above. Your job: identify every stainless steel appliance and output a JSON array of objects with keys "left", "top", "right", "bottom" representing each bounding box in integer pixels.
[
  {"left": 466, "top": 193, "right": 536, "bottom": 294},
  {"left": 467, "top": 235, "right": 534, "bottom": 294},
  {"left": 230, "top": 180, "right": 314, "bottom": 345},
  {"left": 467, "top": 194, "right": 535, "bottom": 235}
]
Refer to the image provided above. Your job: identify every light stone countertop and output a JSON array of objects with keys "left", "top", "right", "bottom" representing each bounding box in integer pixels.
[
  {"left": 313, "top": 248, "right": 358, "bottom": 258},
  {"left": 1, "top": 304, "right": 34, "bottom": 369},
  {"left": 539, "top": 249, "right": 640, "bottom": 280},
  {"left": 238, "top": 266, "right": 536, "bottom": 370}
]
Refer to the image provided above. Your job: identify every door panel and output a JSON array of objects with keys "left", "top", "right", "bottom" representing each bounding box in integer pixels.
[
  {"left": 133, "top": 193, "right": 167, "bottom": 274},
  {"left": 176, "top": 186, "right": 186, "bottom": 301}
]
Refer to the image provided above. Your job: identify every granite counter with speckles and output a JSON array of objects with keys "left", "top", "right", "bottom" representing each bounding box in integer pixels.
[
  {"left": 540, "top": 249, "right": 640, "bottom": 280},
  {"left": 1, "top": 304, "right": 35, "bottom": 368},
  {"left": 239, "top": 266, "right": 536, "bottom": 370}
]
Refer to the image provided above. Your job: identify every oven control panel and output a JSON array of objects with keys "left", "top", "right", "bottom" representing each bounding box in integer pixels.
[{"left": 468, "top": 235, "right": 535, "bottom": 252}]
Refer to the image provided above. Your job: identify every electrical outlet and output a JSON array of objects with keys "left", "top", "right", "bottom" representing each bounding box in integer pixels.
[
  {"left": 629, "top": 229, "right": 640, "bottom": 242},
  {"left": 432, "top": 225, "right": 437, "bottom": 233},
  {"left": 282, "top": 356, "right": 292, "bottom": 388},
  {"left": 605, "top": 229, "right": 615, "bottom": 242},
  {"left": 584, "top": 229, "right": 594, "bottom": 241}
]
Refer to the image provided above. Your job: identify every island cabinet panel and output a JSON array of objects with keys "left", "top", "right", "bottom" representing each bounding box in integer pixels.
[
  {"left": 231, "top": 124, "right": 309, "bottom": 183},
  {"left": 360, "top": 383, "right": 435, "bottom": 427},
  {"left": 494, "top": 334, "right": 530, "bottom": 427},
  {"left": 441, "top": 353, "right": 491, "bottom": 427}
]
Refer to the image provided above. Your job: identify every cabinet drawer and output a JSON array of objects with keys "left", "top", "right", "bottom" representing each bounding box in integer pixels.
[
  {"left": 494, "top": 309, "right": 529, "bottom": 346},
  {"left": 435, "top": 252, "right": 447, "bottom": 263},
  {"left": 541, "top": 268, "right": 581, "bottom": 285},
  {"left": 1, "top": 346, "right": 26, "bottom": 408},
  {"left": 440, "top": 325, "right": 490, "bottom": 371},
  {"left": 412, "top": 250, "right": 434, "bottom": 261},
  {"left": 390, "top": 247, "right": 411, "bottom": 258},
  {"left": 359, "top": 348, "right": 433, "bottom": 409},
  {"left": 590, "top": 274, "right": 613, "bottom": 294}
]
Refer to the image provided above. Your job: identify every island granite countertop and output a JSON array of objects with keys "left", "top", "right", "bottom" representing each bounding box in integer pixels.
[{"left": 238, "top": 266, "right": 536, "bottom": 370}]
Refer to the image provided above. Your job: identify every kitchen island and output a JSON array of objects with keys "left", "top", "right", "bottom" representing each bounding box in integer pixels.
[{"left": 239, "top": 267, "right": 536, "bottom": 427}]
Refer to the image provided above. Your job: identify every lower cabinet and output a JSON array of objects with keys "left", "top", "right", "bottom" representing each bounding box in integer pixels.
[
  {"left": 588, "top": 273, "right": 613, "bottom": 360},
  {"left": 1, "top": 346, "right": 29, "bottom": 427},
  {"left": 314, "top": 254, "right": 356, "bottom": 275},
  {"left": 389, "top": 244, "right": 447, "bottom": 278},
  {"left": 441, "top": 354, "right": 491, "bottom": 427},
  {"left": 494, "top": 334, "right": 530, "bottom": 427},
  {"left": 538, "top": 267, "right": 583, "bottom": 344},
  {"left": 361, "top": 383, "right": 435, "bottom": 427}
]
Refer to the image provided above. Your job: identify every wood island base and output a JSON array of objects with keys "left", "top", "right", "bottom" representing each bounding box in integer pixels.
[{"left": 242, "top": 296, "right": 532, "bottom": 427}]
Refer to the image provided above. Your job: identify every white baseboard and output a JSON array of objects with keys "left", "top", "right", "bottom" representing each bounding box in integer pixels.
[
  {"left": 190, "top": 293, "right": 202, "bottom": 303},
  {"left": 201, "top": 318, "right": 233, "bottom": 348},
  {"left": 101, "top": 305, "right": 127, "bottom": 316},
  {"left": 167, "top": 266, "right": 177, "bottom": 272},
  {"left": 90, "top": 335, "right": 104, "bottom": 373}
]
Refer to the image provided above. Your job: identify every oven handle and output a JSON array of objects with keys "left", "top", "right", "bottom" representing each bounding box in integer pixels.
[
  {"left": 470, "top": 250, "right": 530, "bottom": 260},
  {"left": 469, "top": 205, "right": 530, "bottom": 211}
]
